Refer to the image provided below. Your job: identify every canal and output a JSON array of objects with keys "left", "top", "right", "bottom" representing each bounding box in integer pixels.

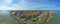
[{"left": 0, "top": 10, "right": 60, "bottom": 24}]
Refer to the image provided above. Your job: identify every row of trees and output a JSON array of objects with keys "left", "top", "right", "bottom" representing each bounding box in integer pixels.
[{"left": 10, "top": 10, "right": 56, "bottom": 22}]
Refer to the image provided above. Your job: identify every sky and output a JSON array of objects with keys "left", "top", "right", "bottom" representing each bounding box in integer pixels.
[{"left": 0, "top": 0, "right": 60, "bottom": 10}]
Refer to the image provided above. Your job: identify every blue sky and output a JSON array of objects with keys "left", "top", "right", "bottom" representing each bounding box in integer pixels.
[{"left": 0, "top": 0, "right": 60, "bottom": 10}]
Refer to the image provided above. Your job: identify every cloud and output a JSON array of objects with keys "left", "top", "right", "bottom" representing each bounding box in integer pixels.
[
  {"left": 0, "top": 0, "right": 28, "bottom": 10},
  {"left": 0, "top": 0, "right": 60, "bottom": 10}
]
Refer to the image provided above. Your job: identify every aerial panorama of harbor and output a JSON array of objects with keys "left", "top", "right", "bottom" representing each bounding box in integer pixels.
[{"left": 0, "top": 10, "right": 60, "bottom": 24}]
